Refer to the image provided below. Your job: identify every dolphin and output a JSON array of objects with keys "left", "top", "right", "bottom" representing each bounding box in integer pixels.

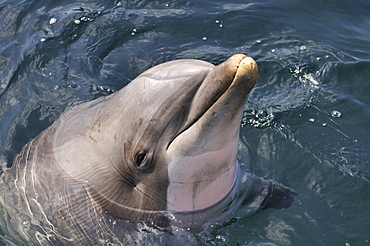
[{"left": 0, "top": 54, "right": 296, "bottom": 245}]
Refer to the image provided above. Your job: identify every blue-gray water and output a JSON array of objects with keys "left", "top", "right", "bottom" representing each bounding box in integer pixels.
[{"left": 1, "top": 0, "right": 370, "bottom": 245}]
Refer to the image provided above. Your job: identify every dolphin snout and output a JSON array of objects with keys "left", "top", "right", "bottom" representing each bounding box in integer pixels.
[{"left": 232, "top": 55, "right": 258, "bottom": 92}]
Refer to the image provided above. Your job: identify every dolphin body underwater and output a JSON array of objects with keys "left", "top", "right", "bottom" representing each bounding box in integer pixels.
[{"left": 0, "top": 54, "right": 296, "bottom": 245}]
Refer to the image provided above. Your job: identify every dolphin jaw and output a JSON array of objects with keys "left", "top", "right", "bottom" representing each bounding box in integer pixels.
[{"left": 166, "top": 133, "right": 240, "bottom": 211}]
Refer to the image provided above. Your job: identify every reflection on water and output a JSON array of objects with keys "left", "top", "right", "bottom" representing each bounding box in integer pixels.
[{"left": 265, "top": 219, "right": 295, "bottom": 245}]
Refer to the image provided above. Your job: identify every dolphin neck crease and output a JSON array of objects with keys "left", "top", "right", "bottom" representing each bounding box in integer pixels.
[{"left": 163, "top": 162, "right": 247, "bottom": 230}]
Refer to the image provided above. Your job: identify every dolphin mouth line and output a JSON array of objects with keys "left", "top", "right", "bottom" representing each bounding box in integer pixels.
[{"left": 167, "top": 56, "right": 248, "bottom": 149}]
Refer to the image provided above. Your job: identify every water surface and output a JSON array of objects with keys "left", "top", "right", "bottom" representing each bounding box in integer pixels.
[{"left": 1, "top": 0, "right": 370, "bottom": 245}]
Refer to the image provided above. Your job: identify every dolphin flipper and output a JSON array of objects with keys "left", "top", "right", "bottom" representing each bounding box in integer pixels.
[
  {"left": 244, "top": 175, "right": 298, "bottom": 210},
  {"left": 264, "top": 181, "right": 298, "bottom": 209}
]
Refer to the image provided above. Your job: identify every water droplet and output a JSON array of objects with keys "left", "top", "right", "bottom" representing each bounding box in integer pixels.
[
  {"left": 300, "top": 45, "right": 307, "bottom": 51},
  {"left": 219, "top": 24, "right": 223, "bottom": 27},
  {"left": 309, "top": 118, "right": 315, "bottom": 122},
  {"left": 49, "top": 18, "right": 57, "bottom": 24},
  {"left": 322, "top": 123, "right": 327, "bottom": 127},
  {"left": 74, "top": 19, "right": 81, "bottom": 24},
  {"left": 116, "top": 2, "right": 122, "bottom": 7},
  {"left": 271, "top": 49, "right": 276, "bottom": 52},
  {"left": 40, "top": 38, "right": 46, "bottom": 42},
  {"left": 215, "top": 20, "right": 220, "bottom": 24},
  {"left": 256, "top": 40, "right": 262, "bottom": 43},
  {"left": 202, "top": 37, "right": 207, "bottom": 41},
  {"left": 331, "top": 110, "right": 342, "bottom": 118},
  {"left": 81, "top": 16, "right": 90, "bottom": 22}
]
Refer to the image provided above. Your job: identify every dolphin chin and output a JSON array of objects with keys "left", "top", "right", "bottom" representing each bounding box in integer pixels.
[{"left": 0, "top": 54, "right": 296, "bottom": 245}]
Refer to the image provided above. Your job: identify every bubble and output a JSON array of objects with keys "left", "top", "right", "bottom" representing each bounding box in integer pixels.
[
  {"left": 256, "top": 40, "right": 262, "bottom": 43},
  {"left": 116, "top": 2, "right": 122, "bottom": 6},
  {"left": 40, "top": 38, "right": 46, "bottom": 42},
  {"left": 242, "top": 109, "right": 275, "bottom": 128},
  {"left": 331, "top": 110, "right": 342, "bottom": 118},
  {"left": 202, "top": 37, "right": 207, "bottom": 41},
  {"left": 322, "top": 123, "right": 327, "bottom": 127},
  {"left": 300, "top": 45, "right": 307, "bottom": 51},
  {"left": 74, "top": 19, "right": 81, "bottom": 24},
  {"left": 49, "top": 18, "right": 57, "bottom": 25},
  {"left": 309, "top": 118, "right": 315, "bottom": 122}
]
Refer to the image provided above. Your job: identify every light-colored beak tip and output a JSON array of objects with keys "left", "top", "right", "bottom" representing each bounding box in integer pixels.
[
  {"left": 240, "top": 56, "right": 257, "bottom": 71},
  {"left": 232, "top": 55, "right": 258, "bottom": 89}
]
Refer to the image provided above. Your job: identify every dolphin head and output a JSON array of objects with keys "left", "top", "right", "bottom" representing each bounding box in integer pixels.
[{"left": 52, "top": 54, "right": 258, "bottom": 226}]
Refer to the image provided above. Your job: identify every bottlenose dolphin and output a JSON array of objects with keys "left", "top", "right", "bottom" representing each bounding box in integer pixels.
[{"left": 0, "top": 54, "right": 296, "bottom": 245}]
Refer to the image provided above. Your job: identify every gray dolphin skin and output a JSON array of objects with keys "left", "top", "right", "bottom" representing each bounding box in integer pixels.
[{"left": 0, "top": 54, "right": 296, "bottom": 245}]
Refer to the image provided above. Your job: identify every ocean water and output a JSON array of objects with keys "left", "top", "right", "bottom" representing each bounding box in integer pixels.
[{"left": 0, "top": 0, "right": 370, "bottom": 245}]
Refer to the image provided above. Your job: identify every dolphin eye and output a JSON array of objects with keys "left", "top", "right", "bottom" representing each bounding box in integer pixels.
[{"left": 135, "top": 152, "right": 149, "bottom": 169}]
